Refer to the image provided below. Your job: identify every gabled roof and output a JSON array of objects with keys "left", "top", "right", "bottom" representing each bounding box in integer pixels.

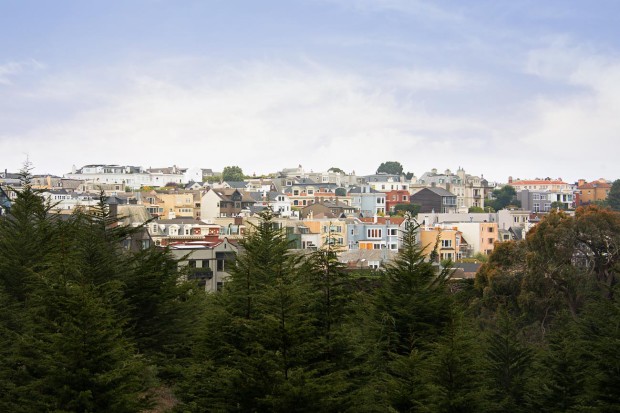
[
  {"left": 224, "top": 181, "right": 248, "bottom": 189},
  {"left": 211, "top": 188, "right": 256, "bottom": 203},
  {"left": 415, "top": 187, "right": 456, "bottom": 197},
  {"left": 578, "top": 180, "right": 612, "bottom": 189}
]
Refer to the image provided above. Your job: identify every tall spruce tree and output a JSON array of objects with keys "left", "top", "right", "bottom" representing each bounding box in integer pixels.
[
  {"left": 353, "top": 215, "right": 453, "bottom": 411},
  {"left": 0, "top": 167, "right": 162, "bottom": 411},
  {"left": 180, "top": 210, "right": 321, "bottom": 412}
]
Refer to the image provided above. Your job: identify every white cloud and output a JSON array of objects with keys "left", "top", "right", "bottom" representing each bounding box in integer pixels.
[
  {"left": 0, "top": 60, "right": 490, "bottom": 176},
  {"left": 0, "top": 60, "right": 43, "bottom": 85},
  {"left": 517, "top": 42, "right": 620, "bottom": 180}
]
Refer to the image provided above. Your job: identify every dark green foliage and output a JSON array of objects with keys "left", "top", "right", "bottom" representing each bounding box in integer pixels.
[
  {"left": 392, "top": 203, "right": 421, "bottom": 216},
  {"left": 221, "top": 165, "right": 245, "bottom": 182},
  {"left": 0, "top": 166, "right": 203, "bottom": 412},
  {"left": 483, "top": 311, "right": 533, "bottom": 412},
  {"left": 487, "top": 185, "right": 520, "bottom": 211},
  {"left": 418, "top": 307, "right": 488, "bottom": 412},
  {"left": 376, "top": 161, "right": 404, "bottom": 175},
  {"left": 608, "top": 179, "right": 620, "bottom": 211}
]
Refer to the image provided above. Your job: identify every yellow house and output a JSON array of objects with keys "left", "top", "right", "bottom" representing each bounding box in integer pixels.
[
  {"left": 303, "top": 218, "right": 348, "bottom": 249},
  {"left": 141, "top": 190, "right": 202, "bottom": 220},
  {"left": 418, "top": 226, "right": 466, "bottom": 261}
]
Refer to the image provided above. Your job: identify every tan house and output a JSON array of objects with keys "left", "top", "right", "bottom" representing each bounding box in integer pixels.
[
  {"left": 141, "top": 190, "right": 202, "bottom": 220},
  {"left": 168, "top": 239, "right": 237, "bottom": 292},
  {"left": 302, "top": 218, "right": 348, "bottom": 249},
  {"left": 418, "top": 226, "right": 468, "bottom": 261},
  {"left": 576, "top": 178, "right": 612, "bottom": 206}
]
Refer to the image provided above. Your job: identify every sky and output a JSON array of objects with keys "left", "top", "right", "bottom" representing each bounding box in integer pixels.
[{"left": 1, "top": 0, "right": 620, "bottom": 183}]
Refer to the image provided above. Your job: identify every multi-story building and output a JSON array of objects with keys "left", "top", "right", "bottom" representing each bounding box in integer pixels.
[
  {"left": 65, "top": 164, "right": 187, "bottom": 190},
  {"left": 418, "top": 225, "right": 468, "bottom": 261},
  {"left": 168, "top": 239, "right": 237, "bottom": 292},
  {"left": 576, "top": 178, "right": 612, "bottom": 206},
  {"left": 249, "top": 192, "right": 294, "bottom": 217},
  {"left": 201, "top": 188, "right": 256, "bottom": 219},
  {"left": 141, "top": 190, "right": 202, "bottom": 220},
  {"left": 301, "top": 218, "right": 348, "bottom": 249},
  {"left": 147, "top": 218, "right": 222, "bottom": 247},
  {"left": 349, "top": 186, "right": 386, "bottom": 217},
  {"left": 385, "top": 190, "right": 411, "bottom": 213},
  {"left": 412, "top": 167, "right": 487, "bottom": 211},
  {"left": 410, "top": 187, "right": 457, "bottom": 213},
  {"left": 365, "top": 173, "right": 411, "bottom": 193},
  {"left": 347, "top": 216, "right": 405, "bottom": 251},
  {"left": 40, "top": 190, "right": 100, "bottom": 213}
]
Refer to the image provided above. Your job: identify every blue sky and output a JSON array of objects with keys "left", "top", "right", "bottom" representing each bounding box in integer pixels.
[{"left": 1, "top": 0, "right": 620, "bottom": 182}]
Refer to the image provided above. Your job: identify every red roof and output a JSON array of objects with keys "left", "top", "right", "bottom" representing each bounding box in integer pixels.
[
  {"left": 578, "top": 180, "right": 611, "bottom": 189},
  {"left": 360, "top": 217, "right": 406, "bottom": 225},
  {"left": 512, "top": 180, "right": 567, "bottom": 185}
]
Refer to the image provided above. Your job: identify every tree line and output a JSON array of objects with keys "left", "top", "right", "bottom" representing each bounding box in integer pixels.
[{"left": 2, "top": 169, "right": 620, "bottom": 411}]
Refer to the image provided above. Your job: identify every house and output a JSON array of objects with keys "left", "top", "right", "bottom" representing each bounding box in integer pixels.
[
  {"left": 348, "top": 186, "right": 386, "bottom": 217},
  {"left": 249, "top": 192, "right": 294, "bottom": 218},
  {"left": 200, "top": 188, "right": 256, "bottom": 220},
  {"left": 110, "top": 204, "right": 153, "bottom": 251},
  {"left": 40, "top": 189, "right": 100, "bottom": 214},
  {"left": 364, "top": 173, "right": 411, "bottom": 193},
  {"left": 410, "top": 187, "right": 457, "bottom": 213},
  {"left": 412, "top": 167, "right": 488, "bottom": 211},
  {"left": 300, "top": 200, "right": 356, "bottom": 219},
  {"left": 418, "top": 225, "right": 469, "bottom": 261},
  {"left": 301, "top": 218, "right": 348, "bottom": 249},
  {"left": 168, "top": 238, "right": 237, "bottom": 292},
  {"left": 456, "top": 222, "right": 499, "bottom": 256},
  {"left": 64, "top": 164, "right": 188, "bottom": 190},
  {"left": 347, "top": 216, "right": 405, "bottom": 251},
  {"left": 147, "top": 218, "right": 222, "bottom": 247},
  {"left": 140, "top": 190, "right": 202, "bottom": 220},
  {"left": 385, "top": 190, "right": 411, "bottom": 213},
  {"left": 576, "top": 178, "right": 612, "bottom": 206}
]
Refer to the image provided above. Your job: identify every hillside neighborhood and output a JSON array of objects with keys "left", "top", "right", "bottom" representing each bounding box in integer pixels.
[{"left": 2, "top": 162, "right": 616, "bottom": 289}]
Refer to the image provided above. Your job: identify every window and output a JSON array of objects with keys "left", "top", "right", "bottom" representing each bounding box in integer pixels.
[
  {"left": 488, "top": 238, "right": 495, "bottom": 244},
  {"left": 403, "top": 195, "right": 407, "bottom": 201},
  {"left": 388, "top": 228, "right": 398, "bottom": 236},
  {"left": 533, "top": 194, "right": 540, "bottom": 200},
  {"left": 441, "top": 239, "right": 452, "bottom": 248},
  {"left": 307, "top": 189, "right": 314, "bottom": 195},
  {"left": 533, "top": 203, "right": 540, "bottom": 212},
  {"left": 487, "top": 227, "right": 494, "bottom": 233},
  {"left": 367, "top": 228, "right": 383, "bottom": 238}
]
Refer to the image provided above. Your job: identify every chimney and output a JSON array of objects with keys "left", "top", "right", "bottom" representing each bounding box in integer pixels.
[
  {"left": 508, "top": 176, "right": 513, "bottom": 184},
  {"left": 578, "top": 179, "right": 586, "bottom": 187}
]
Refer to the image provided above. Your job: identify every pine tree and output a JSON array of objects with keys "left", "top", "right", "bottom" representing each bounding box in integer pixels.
[
  {"left": 352, "top": 215, "right": 454, "bottom": 411},
  {"left": 483, "top": 310, "right": 533, "bottom": 413},
  {"left": 179, "top": 210, "right": 319, "bottom": 412}
]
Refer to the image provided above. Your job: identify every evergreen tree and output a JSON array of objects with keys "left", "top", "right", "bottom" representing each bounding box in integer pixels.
[
  {"left": 179, "top": 210, "right": 322, "bottom": 412},
  {"left": 483, "top": 310, "right": 533, "bottom": 413},
  {"left": 607, "top": 179, "right": 620, "bottom": 211},
  {"left": 353, "top": 215, "right": 453, "bottom": 411},
  {"left": 418, "top": 306, "right": 488, "bottom": 413}
]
